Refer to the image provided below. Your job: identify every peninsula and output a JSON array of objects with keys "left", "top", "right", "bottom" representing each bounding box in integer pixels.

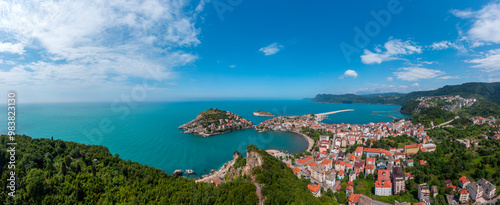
[
  {"left": 179, "top": 108, "right": 253, "bottom": 137},
  {"left": 253, "top": 110, "right": 275, "bottom": 117}
]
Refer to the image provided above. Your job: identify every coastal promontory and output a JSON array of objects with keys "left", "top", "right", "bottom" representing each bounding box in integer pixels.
[
  {"left": 253, "top": 110, "right": 275, "bottom": 117},
  {"left": 179, "top": 108, "right": 253, "bottom": 137}
]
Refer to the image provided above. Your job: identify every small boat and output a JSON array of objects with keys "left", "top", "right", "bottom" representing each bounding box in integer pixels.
[
  {"left": 173, "top": 169, "right": 183, "bottom": 176},
  {"left": 185, "top": 169, "right": 196, "bottom": 175}
]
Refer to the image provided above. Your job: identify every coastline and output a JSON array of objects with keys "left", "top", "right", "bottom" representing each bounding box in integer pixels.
[{"left": 291, "top": 131, "right": 314, "bottom": 153}]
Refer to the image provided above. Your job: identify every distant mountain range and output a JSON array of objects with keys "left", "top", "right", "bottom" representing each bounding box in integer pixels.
[{"left": 311, "top": 82, "right": 500, "bottom": 115}]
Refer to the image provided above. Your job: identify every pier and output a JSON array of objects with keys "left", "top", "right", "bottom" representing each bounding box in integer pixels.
[{"left": 314, "top": 109, "right": 354, "bottom": 120}]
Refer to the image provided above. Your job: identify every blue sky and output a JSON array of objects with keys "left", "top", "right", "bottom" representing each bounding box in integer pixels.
[{"left": 1, "top": 0, "right": 500, "bottom": 102}]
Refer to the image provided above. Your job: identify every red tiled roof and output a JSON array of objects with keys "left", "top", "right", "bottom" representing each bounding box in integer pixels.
[
  {"left": 365, "top": 164, "right": 375, "bottom": 170},
  {"left": 405, "top": 144, "right": 419, "bottom": 149},
  {"left": 374, "top": 180, "right": 392, "bottom": 187},
  {"left": 346, "top": 163, "right": 353, "bottom": 167},
  {"left": 459, "top": 176, "right": 469, "bottom": 183},
  {"left": 297, "top": 156, "right": 313, "bottom": 164},
  {"left": 338, "top": 170, "right": 344, "bottom": 175},
  {"left": 364, "top": 148, "right": 385, "bottom": 153},
  {"left": 348, "top": 194, "right": 361, "bottom": 203},
  {"left": 320, "top": 159, "right": 332, "bottom": 166},
  {"left": 212, "top": 178, "right": 221, "bottom": 185},
  {"left": 349, "top": 155, "right": 356, "bottom": 161},
  {"left": 307, "top": 184, "right": 321, "bottom": 192},
  {"left": 460, "top": 189, "right": 470, "bottom": 194},
  {"left": 292, "top": 167, "right": 301, "bottom": 174},
  {"left": 366, "top": 157, "right": 375, "bottom": 162},
  {"left": 308, "top": 162, "right": 318, "bottom": 167}
]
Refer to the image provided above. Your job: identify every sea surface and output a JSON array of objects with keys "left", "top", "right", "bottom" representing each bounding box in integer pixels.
[{"left": 0, "top": 100, "right": 410, "bottom": 177}]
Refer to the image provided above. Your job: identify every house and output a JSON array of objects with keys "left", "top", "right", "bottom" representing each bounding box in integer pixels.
[
  {"left": 347, "top": 181, "right": 354, "bottom": 195},
  {"left": 468, "top": 182, "right": 484, "bottom": 201},
  {"left": 407, "top": 159, "right": 414, "bottom": 167},
  {"left": 320, "top": 159, "right": 333, "bottom": 171},
  {"left": 325, "top": 171, "right": 336, "bottom": 187},
  {"left": 366, "top": 157, "right": 375, "bottom": 165},
  {"left": 364, "top": 148, "right": 386, "bottom": 158},
  {"left": 358, "top": 194, "right": 372, "bottom": 205},
  {"left": 478, "top": 178, "right": 496, "bottom": 200},
  {"left": 445, "top": 185, "right": 456, "bottom": 192},
  {"left": 375, "top": 180, "right": 392, "bottom": 196},
  {"left": 308, "top": 184, "right": 322, "bottom": 197},
  {"left": 349, "top": 171, "right": 357, "bottom": 181},
  {"left": 320, "top": 135, "right": 330, "bottom": 141},
  {"left": 393, "top": 166, "right": 405, "bottom": 195},
  {"left": 354, "top": 146, "right": 364, "bottom": 157},
  {"left": 348, "top": 194, "right": 361, "bottom": 205},
  {"left": 212, "top": 178, "right": 222, "bottom": 186},
  {"left": 445, "top": 179, "right": 452, "bottom": 186},
  {"left": 337, "top": 170, "right": 345, "bottom": 180},
  {"left": 365, "top": 164, "right": 375, "bottom": 175},
  {"left": 431, "top": 185, "right": 438, "bottom": 198},
  {"left": 445, "top": 194, "right": 459, "bottom": 205},
  {"left": 297, "top": 156, "right": 313, "bottom": 166},
  {"left": 404, "top": 144, "right": 420, "bottom": 155},
  {"left": 459, "top": 176, "right": 470, "bottom": 189},
  {"left": 418, "top": 183, "right": 431, "bottom": 205},
  {"left": 292, "top": 167, "right": 301, "bottom": 178},
  {"left": 346, "top": 162, "right": 353, "bottom": 173},
  {"left": 459, "top": 189, "right": 469, "bottom": 203},
  {"left": 308, "top": 162, "right": 318, "bottom": 172},
  {"left": 311, "top": 165, "right": 327, "bottom": 182},
  {"left": 335, "top": 160, "right": 346, "bottom": 172}
]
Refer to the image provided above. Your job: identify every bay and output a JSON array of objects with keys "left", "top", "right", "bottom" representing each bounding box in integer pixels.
[{"left": 0, "top": 100, "right": 410, "bottom": 176}]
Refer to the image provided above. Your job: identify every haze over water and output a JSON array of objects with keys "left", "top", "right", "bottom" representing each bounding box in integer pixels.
[{"left": 1, "top": 100, "right": 409, "bottom": 176}]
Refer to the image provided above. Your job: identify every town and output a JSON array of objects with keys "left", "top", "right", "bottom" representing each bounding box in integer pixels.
[{"left": 256, "top": 113, "right": 499, "bottom": 204}]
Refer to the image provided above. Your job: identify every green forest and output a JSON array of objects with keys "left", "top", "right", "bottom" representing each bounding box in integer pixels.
[{"left": 0, "top": 135, "right": 335, "bottom": 204}]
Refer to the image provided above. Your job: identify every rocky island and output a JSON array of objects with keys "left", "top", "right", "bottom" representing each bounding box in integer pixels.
[
  {"left": 179, "top": 108, "right": 253, "bottom": 137},
  {"left": 253, "top": 110, "right": 275, "bottom": 117}
]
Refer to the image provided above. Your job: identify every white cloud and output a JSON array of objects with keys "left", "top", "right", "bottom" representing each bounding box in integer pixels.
[
  {"left": 361, "top": 38, "right": 422, "bottom": 64},
  {"left": 429, "top": 41, "right": 466, "bottom": 52},
  {"left": 466, "top": 49, "right": 500, "bottom": 72},
  {"left": 0, "top": 0, "right": 202, "bottom": 102},
  {"left": 259, "top": 43, "right": 283, "bottom": 56},
  {"left": 411, "top": 83, "right": 420, "bottom": 87},
  {"left": 393, "top": 67, "right": 445, "bottom": 81},
  {"left": 352, "top": 85, "right": 409, "bottom": 94},
  {"left": 0, "top": 42, "right": 24, "bottom": 54},
  {"left": 229, "top": 64, "right": 236, "bottom": 68},
  {"left": 452, "top": 2, "right": 500, "bottom": 44},
  {"left": 339, "top": 69, "right": 358, "bottom": 79},
  {"left": 437, "top": 76, "right": 459, "bottom": 80},
  {"left": 386, "top": 76, "right": 394, "bottom": 82}
]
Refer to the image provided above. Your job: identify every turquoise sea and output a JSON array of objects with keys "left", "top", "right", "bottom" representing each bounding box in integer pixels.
[{"left": 0, "top": 100, "right": 410, "bottom": 177}]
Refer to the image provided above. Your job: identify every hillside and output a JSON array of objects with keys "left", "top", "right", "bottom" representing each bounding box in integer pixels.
[
  {"left": 312, "top": 82, "right": 500, "bottom": 117},
  {"left": 0, "top": 135, "right": 332, "bottom": 204}
]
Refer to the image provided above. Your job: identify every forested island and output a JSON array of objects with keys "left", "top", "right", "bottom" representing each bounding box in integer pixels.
[
  {"left": 179, "top": 108, "right": 253, "bottom": 137},
  {"left": 253, "top": 110, "right": 275, "bottom": 117}
]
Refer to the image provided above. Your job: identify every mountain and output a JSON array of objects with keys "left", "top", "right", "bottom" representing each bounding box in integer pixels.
[{"left": 311, "top": 82, "right": 500, "bottom": 116}]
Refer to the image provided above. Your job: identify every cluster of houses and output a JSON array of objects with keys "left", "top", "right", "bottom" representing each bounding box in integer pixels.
[
  {"left": 470, "top": 116, "right": 496, "bottom": 125},
  {"left": 257, "top": 116, "right": 432, "bottom": 145},
  {"left": 438, "top": 176, "right": 497, "bottom": 204},
  {"left": 206, "top": 111, "right": 252, "bottom": 133},
  {"left": 285, "top": 142, "right": 435, "bottom": 199},
  {"left": 416, "top": 95, "right": 476, "bottom": 111}
]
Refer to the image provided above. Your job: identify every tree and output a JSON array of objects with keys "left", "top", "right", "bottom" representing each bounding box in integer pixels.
[
  {"left": 65, "top": 155, "right": 72, "bottom": 166},
  {"left": 25, "top": 169, "right": 46, "bottom": 200},
  {"left": 61, "top": 163, "right": 67, "bottom": 175}
]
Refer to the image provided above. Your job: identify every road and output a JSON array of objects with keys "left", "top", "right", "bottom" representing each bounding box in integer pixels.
[
  {"left": 426, "top": 116, "right": 459, "bottom": 130},
  {"left": 372, "top": 200, "right": 392, "bottom": 205}
]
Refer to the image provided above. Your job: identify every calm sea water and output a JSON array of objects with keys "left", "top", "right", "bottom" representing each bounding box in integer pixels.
[{"left": 0, "top": 100, "right": 409, "bottom": 176}]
